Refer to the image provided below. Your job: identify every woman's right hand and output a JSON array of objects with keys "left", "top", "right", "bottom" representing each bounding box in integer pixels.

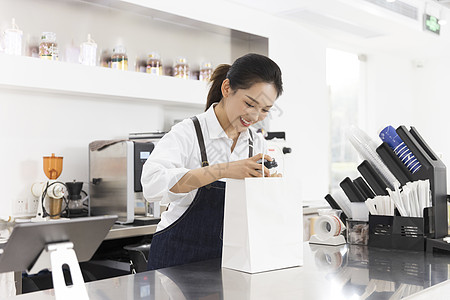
[{"left": 222, "top": 153, "right": 272, "bottom": 179}]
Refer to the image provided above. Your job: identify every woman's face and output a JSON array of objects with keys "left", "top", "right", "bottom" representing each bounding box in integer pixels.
[{"left": 222, "top": 80, "right": 278, "bottom": 133}]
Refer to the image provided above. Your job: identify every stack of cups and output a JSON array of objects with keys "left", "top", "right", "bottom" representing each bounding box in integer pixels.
[{"left": 379, "top": 125, "right": 421, "bottom": 173}]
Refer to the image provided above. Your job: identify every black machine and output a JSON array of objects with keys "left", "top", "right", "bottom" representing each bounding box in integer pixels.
[{"left": 64, "top": 181, "right": 89, "bottom": 218}]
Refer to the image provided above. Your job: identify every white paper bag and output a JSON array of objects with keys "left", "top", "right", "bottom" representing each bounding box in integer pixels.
[{"left": 222, "top": 177, "right": 303, "bottom": 273}]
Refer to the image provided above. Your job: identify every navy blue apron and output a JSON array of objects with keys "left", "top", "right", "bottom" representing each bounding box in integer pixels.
[{"left": 147, "top": 116, "right": 253, "bottom": 270}]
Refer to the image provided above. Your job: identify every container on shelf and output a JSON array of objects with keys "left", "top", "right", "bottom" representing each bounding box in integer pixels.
[
  {"left": 39, "top": 32, "right": 58, "bottom": 60},
  {"left": 25, "top": 33, "right": 40, "bottom": 58},
  {"left": 100, "top": 50, "right": 111, "bottom": 68},
  {"left": 173, "top": 57, "right": 189, "bottom": 79},
  {"left": 190, "top": 70, "right": 200, "bottom": 80},
  {"left": 79, "top": 34, "right": 97, "bottom": 66},
  {"left": 146, "top": 52, "right": 162, "bottom": 76},
  {"left": 346, "top": 219, "right": 369, "bottom": 245},
  {"left": 111, "top": 45, "right": 128, "bottom": 70},
  {"left": 4, "top": 18, "right": 23, "bottom": 56},
  {"left": 199, "top": 62, "right": 213, "bottom": 82},
  {"left": 65, "top": 41, "right": 80, "bottom": 64},
  {"left": 163, "top": 65, "right": 173, "bottom": 76},
  {"left": 135, "top": 57, "right": 147, "bottom": 73}
]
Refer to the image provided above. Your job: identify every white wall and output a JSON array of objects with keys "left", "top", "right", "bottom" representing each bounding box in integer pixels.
[
  {"left": 360, "top": 49, "right": 450, "bottom": 191},
  {"left": 268, "top": 25, "right": 328, "bottom": 202},
  {"left": 365, "top": 53, "right": 417, "bottom": 137},
  {"left": 411, "top": 57, "right": 450, "bottom": 190},
  {"left": 0, "top": 88, "right": 201, "bottom": 216}
]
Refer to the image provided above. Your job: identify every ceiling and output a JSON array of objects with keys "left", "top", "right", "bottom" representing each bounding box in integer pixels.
[{"left": 227, "top": 0, "right": 450, "bottom": 59}]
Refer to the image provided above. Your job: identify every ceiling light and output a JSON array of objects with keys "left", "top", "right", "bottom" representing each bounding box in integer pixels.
[{"left": 386, "top": 0, "right": 396, "bottom": 3}]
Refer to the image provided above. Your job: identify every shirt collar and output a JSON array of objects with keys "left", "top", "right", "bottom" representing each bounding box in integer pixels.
[{"left": 205, "top": 104, "right": 250, "bottom": 141}]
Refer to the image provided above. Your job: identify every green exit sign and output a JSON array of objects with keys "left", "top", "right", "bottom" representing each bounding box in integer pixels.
[{"left": 423, "top": 14, "right": 440, "bottom": 35}]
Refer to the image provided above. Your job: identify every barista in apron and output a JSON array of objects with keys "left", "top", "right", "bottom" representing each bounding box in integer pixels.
[{"left": 141, "top": 53, "right": 283, "bottom": 270}]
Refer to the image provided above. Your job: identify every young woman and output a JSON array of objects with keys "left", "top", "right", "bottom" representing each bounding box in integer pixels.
[{"left": 141, "top": 53, "right": 283, "bottom": 270}]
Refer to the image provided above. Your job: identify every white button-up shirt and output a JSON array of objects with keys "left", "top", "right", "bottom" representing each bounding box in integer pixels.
[{"left": 141, "top": 104, "right": 267, "bottom": 231}]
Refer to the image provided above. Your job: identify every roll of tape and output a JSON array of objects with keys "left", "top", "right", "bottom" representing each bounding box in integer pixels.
[{"left": 314, "top": 215, "right": 344, "bottom": 240}]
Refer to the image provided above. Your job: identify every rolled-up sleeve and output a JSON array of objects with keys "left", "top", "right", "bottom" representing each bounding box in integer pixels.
[{"left": 141, "top": 120, "right": 195, "bottom": 204}]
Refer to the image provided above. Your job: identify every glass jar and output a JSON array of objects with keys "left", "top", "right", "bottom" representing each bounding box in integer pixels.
[
  {"left": 174, "top": 57, "right": 189, "bottom": 79},
  {"left": 4, "top": 18, "right": 22, "bottom": 56},
  {"left": 146, "top": 52, "right": 162, "bottom": 76},
  {"left": 199, "top": 62, "right": 213, "bottom": 82},
  {"left": 111, "top": 45, "right": 128, "bottom": 70},
  {"left": 39, "top": 32, "right": 58, "bottom": 60},
  {"left": 79, "top": 34, "right": 97, "bottom": 66}
]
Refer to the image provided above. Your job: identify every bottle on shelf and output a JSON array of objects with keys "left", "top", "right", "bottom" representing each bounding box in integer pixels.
[
  {"left": 174, "top": 57, "right": 189, "bottom": 79},
  {"left": 135, "top": 57, "right": 147, "bottom": 73},
  {"left": 100, "top": 49, "right": 111, "bottom": 68},
  {"left": 111, "top": 45, "right": 128, "bottom": 70},
  {"left": 146, "top": 52, "right": 162, "bottom": 76},
  {"left": 199, "top": 62, "right": 213, "bottom": 82},
  {"left": 79, "top": 34, "right": 97, "bottom": 66},
  {"left": 39, "top": 32, "right": 58, "bottom": 60},
  {"left": 4, "top": 18, "right": 23, "bottom": 56}
]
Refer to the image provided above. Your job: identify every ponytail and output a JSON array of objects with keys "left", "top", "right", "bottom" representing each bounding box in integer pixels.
[{"left": 205, "top": 64, "right": 230, "bottom": 111}]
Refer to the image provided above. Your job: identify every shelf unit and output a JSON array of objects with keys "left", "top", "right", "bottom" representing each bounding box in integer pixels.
[{"left": 0, "top": 53, "right": 208, "bottom": 107}]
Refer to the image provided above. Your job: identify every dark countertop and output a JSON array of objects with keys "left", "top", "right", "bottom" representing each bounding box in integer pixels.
[{"left": 8, "top": 242, "right": 450, "bottom": 299}]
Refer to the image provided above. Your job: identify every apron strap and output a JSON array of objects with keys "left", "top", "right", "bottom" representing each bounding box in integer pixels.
[
  {"left": 191, "top": 116, "right": 254, "bottom": 164},
  {"left": 248, "top": 129, "right": 253, "bottom": 158},
  {"left": 191, "top": 116, "right": 209, "bottom": 167}
]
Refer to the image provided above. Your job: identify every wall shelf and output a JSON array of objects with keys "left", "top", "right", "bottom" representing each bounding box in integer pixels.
[{"left": 0, "top": 53, "right": 208, "bottom": 107}]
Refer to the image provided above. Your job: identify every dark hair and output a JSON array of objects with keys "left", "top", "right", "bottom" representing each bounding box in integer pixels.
[{"left": 205, "top": 53, "right": 283, "bottom": 111}]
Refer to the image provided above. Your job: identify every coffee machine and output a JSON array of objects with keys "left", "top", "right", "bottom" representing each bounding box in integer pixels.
[{"left": 89, "top": 139, "right": 161, "bottom": 224}]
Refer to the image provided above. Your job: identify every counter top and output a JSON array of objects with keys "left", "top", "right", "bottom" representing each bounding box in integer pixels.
[
  {"left": 104, "top": 224, "right": 157, "bottom": 240},
  {"left": 8, "top": 242, "right": 450, "bottom": 299}
]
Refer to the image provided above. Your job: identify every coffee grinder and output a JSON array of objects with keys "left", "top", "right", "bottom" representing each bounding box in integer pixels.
[
  {"left": 31, "top": 153, "right": 66, "bottom": 222},
  {"left": 65, "top": 181, "right": 88, "bottom": 217}
]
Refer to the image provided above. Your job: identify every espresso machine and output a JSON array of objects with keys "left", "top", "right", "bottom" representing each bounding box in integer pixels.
[{"left": 89, "top": 138, "right": 161, "bottom": 224}]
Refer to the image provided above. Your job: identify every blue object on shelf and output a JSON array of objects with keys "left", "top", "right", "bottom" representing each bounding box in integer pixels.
[{"left": 379, "top": 125, "right": 422, "bottom": 174}]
